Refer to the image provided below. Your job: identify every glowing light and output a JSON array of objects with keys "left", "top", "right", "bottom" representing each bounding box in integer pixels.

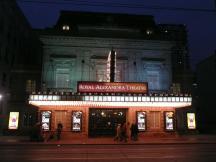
[
  {"left": 8, "top": 112, "right": 19, "bottom": 130},
  {"left": 29, "top": 95, "right": 192, "bottom": 108},
  {"left": 187, "top": 113, "right": 196, "bottom": 129},
  {"left": 106, "top": 50, "right": 117, "bottom": 82},
  {"left": 62, "top": 25, "right": 70, "bottom": 31},
  {"left": 29, "top": 100, "right": 191, "bottom": 108}
]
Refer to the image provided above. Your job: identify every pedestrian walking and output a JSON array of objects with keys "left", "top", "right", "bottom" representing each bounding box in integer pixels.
[
  {"left": 130, "top": 122, "right": 139, "bottom": 141},
  {"left": 130, "top": 123, "right": 135, "bottom": 140},
  {"left": 121, "top": 122, "right": 127, "bottom": 142},
  {"left": 30, "top": 122, "right": 43, "bottom": 142},
  {"left": 133, "top": 122, "right": 139, "bottom": 141},
  {"left": 56, "top": 122, "right": 63, "bottom": 140},
  {"left": 114, "top": 123, "right": 122, "bottom": 141}
]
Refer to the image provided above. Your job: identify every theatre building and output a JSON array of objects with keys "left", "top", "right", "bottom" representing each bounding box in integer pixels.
[
  {"left": 29, "top": 82, "right": 192, "bottom": 137},
  {"left": 28, "top": 11, "right": 195, "bottom": 138}
]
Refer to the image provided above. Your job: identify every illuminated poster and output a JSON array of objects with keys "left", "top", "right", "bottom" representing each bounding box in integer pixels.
[
  {"left": 187, "top": 113, "right": 196, "bottom": 129},
  {"left": 137, "top": 111, "right": 146, "bottom": 131},
  {"left": 8, "top": 112, "right": 19, "bottom": 130},
  {"left": 164, "top": 112, "right": 174, "bottom": 131},
  {"left": 72, "top": 111, "right": 82, "bottom": 131},
  {"left": 41, "top": 111, "right": 51, "bottom": 131}
]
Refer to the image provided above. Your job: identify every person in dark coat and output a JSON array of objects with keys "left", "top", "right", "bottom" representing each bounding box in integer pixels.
[
  {"left": 133, "top": 122, "right": 139, "bottom": 141},
  {"left": 30, "top": 122, "right": 43, "bottom": 142},
  {"left": 130, "top": 122, "right": 139, "bottom": 141},
  {"left": 121, "top": 122, "right": 127, "bottom": 142},
  {"left": 114, "top": 124, "right": 122, "bottom": 141},
  {"left": 56, "top": 122, "right": 63, "bottom": 140},
  {"left": 130, "top": 123, "right": 135, "bottom": 140}
]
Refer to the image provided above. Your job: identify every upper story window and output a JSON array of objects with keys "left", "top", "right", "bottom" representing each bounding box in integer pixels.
[
  {"left": 146, "top": 29, "right": 153, "bottom": 35},
  {"left": 94, "top": 60, "right": 124, "bottom": 82},
  {"left": 26, "top": 80, "right": 36, "bottom": 93},
  {"left": 62, "top": 25, "right": 70, "bottom": 31},
  {"left": 146, "top": 71, "right": 160, "bottom": 90},
  {"left": 56, "top": 68, "right": 70, "bottom": 88}
]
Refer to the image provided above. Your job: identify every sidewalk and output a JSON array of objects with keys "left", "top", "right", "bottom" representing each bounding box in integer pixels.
[{"left": 1, "top": 134, "right": 216, "bottom": 145}]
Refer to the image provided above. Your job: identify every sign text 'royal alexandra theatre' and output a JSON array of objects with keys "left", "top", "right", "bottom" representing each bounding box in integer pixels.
[{"left": 77, "top": 82, "right": 148, "bottom": 94}]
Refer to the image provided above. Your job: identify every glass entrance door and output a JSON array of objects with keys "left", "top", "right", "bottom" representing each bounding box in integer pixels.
[{"left": 89, "top": 108, "right": 127, "bottom": 137}]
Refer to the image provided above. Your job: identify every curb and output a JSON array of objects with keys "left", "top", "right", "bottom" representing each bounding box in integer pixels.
[{"left": 1, "top": 141, "right": 216, "bottom": 146}]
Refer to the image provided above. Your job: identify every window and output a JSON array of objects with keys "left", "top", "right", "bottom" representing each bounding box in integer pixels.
[
  {"left": 62, "top": 25, "right": 70, "bottom": 31},
  {"left": 56, "top": 68, "right": 70, "bottom": 88},
  {"left": 96, "top": 69, "right": 107, "bottom": 82},
  {"left": 26, "top": 80, "right": 36, "bottom": 93},
  {"left": 146, "top": 29, "right": 153, "bottom": 35},
  {"left": 95, "top": 61, "right": 108, "bottom": 82},
  {"left": 147, "top": 71, "right": 159, "bottom": 90},
  {"left": 171, "top": 83, "right": 181, "bottom": 94},
  {"left": 115, "top": 62, "right": 125, "bottom": 82},
  {"left": 95, "top": 60, "right": 124, "bottom": 82}
]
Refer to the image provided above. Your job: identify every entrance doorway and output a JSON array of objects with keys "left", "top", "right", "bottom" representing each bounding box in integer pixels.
[
  {"left": 149, "top": 111, "right": 161, "bottom": 130},
  {"left": 89, "top": 108, "right": 127, "bottom": 137},
  {"left": 55, "top": 111, "right": 67, "bottom": 131}
]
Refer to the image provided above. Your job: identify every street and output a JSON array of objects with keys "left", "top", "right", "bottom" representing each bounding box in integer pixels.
[{"left": 1, "top": 144, "right": 216, "bottom": 162}]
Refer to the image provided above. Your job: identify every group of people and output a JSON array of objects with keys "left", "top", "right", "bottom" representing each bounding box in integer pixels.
[
  {"left": 29, "top": 122, "right": 63, "bottom": 142},
  {"left": 114, "top": 122, "right": 139, "bottom": 142}
]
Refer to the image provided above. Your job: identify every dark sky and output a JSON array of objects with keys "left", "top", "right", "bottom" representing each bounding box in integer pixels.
[{"left": 17, "top": 0, "right": 216, "bottom": 69}]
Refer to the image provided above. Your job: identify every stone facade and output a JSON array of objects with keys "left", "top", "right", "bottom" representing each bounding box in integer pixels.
[{"left": 41, "top": 36, "right": 173, "bottom": 93}]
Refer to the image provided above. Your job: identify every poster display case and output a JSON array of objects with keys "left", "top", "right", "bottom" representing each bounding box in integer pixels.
[
  {"left": 8, "top": 112, "right": 19, "bottom": 130},
  {"left": 164, "top": 111, "right": 175, "bottom": 131},
  {"left": 72, "top": 111, "right": 82, "bottom": 132},
  {"left": 136, "top": 111, "right": 146, "bottom": 131},
  {"left": 41, "top": 111, "right": 51, "bottom": 131},
  {"left": 187, "top": 113, "right": 196, "bottom": 129}
]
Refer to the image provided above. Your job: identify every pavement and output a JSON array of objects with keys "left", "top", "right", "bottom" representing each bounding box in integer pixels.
[{"left": 1, "top": 134, "right": 216, "bottom": 145}]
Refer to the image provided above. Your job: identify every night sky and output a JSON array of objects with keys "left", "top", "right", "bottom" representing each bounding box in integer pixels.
[{"left": 17, "top": 0, "right": 216, "bottom": 69}]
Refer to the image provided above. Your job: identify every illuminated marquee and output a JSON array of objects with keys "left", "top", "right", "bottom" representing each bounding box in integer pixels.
[{"left": 78, "top": 82, "right": 148, "bottom": 93}]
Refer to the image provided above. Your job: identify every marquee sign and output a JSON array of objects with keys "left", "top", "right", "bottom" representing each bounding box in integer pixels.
[{"left": 77, "top": 82, "right": 148, "bottom": 94}]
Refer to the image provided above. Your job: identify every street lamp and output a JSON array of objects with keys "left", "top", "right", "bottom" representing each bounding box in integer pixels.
[{"left": 0, "top": 94, "right": 2, "bottom": 100}]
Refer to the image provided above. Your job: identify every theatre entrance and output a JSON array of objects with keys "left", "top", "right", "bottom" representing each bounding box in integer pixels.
[{"left": 89, "top": 108, "right": 127, "bottom": 137}]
